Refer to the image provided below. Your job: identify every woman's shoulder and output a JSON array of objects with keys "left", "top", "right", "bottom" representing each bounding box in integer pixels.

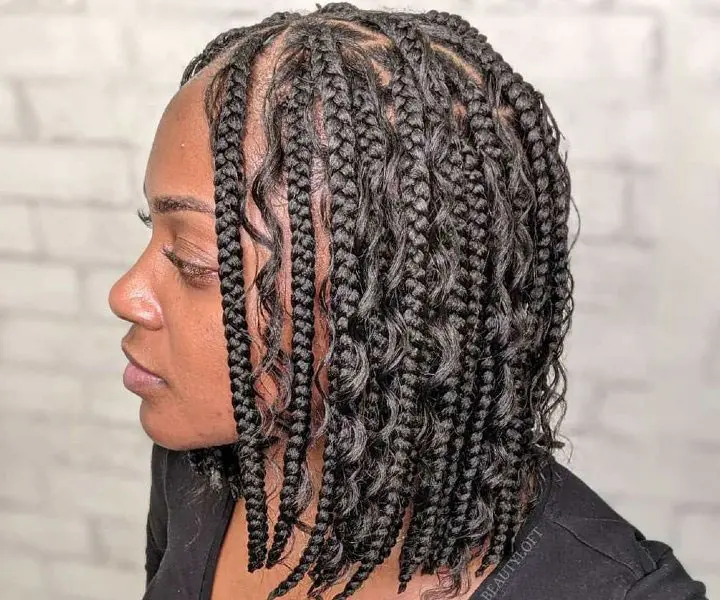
[{"left": 471, "top": 456, "right": 709, "bottom": 600}]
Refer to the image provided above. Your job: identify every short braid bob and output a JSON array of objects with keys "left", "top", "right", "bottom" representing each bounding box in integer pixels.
[{"left": 180, "top": 4, "right": 574, "bottom": 599}]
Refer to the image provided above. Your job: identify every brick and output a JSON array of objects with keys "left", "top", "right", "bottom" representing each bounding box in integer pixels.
[
  {"left": 693, "top": 94, "right": 720, "bottom": 169},
  {"left": 707, "top": 321, "right": 720, "bottom": 384},
  {"left": 36, "top": 206, "right": 149, "bottom": 265},
  {"left": 543, "top": 84, "right": 661, "bottom": 165},
  {"left": 46, "top": 466, "right": 149, "bottom": 521},
  {"left": 85, "top": 376, "right": 142, "bottom": 425},
  {"left": 0, "top": 510, "right": 92, "bottom": 557},
  {"left": 0, "top": 317, "right": 127, "bottom": 373},
  {"left": 0, "top": 17, "right": 126, "bottom": 77},
  {"left": 0, "top": 0, "right": 84, "bottom": 12},
  {"left": 0, "top": 202, "right": 36, "bottom": 254},
  {"left": 78, "top": 422, "right": 150, "bottom": 474},
  {"left": 47, "top": 561, "right": 143, "bottom": 600},
  {"left": 0, "top": 259, "right": 79, "bottom": 314},
  {"left": 685, "top": 17, "right": 720, "bottom": 83},
  {"left": 480, "top": 15, "right": 658, "bottom": 81},
  {"left": 0, "top": 366, "right": 83, "bottom": 416},
  {"left": 0, "top": 459, "right": 43, "bottom": 507},
  {"left": 0, "top": 591, "right": 48, "bottom": 600},
  {"left": 557, "top": 374, "right": 603, "bottom": 435},
  {"left": 571, "top": 243, "right": 655, "bottom": 315},
  {"left": 558, "top": 434, "right": 720, "bottom": 503},
  {"left": 598, "top": 382, "right": 720, "bottom": 444},
  {"left": 0, "top": 551, "right": 45, "bottom": 591},
  {"left": 0, "top": 83, "right": 20, "bottom": 138},
  {"left": 565, "top": 311, "right": 651, "bottom": 378},
  {"left": 570, "top": 164, "right": 626, "bottom": 237},
  {"left": 85, "top": 0, "right": 138, "bottom": 15},
  {"left": 625, "top": 170, "right": 662, "bottom": 242},
  {"left": 25, "top": 82, "right": 170, "bottom": 146},
  {"left": 0, "top": 414, "right": 151, "bottom": 475},
  {"left": 0, "top": 144, "right": 132, "bottom": 205},
  {"left": 83, "top": 266, "right": 127, "bottom": 320},
  {"left": 94, "top": 517, "right": 146, "bottom": 568}
]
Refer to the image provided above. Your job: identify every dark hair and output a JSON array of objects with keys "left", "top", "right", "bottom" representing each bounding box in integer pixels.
[{"left": 181, "top": 4, "right": 575, "bottom": 599}]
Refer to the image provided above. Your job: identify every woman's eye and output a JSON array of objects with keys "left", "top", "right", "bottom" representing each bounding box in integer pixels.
[{"left": 161, "top": 245, "right": 217, "bottom": 287}]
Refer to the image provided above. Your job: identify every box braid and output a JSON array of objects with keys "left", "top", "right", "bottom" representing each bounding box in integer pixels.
[
  {"left": 421, "top": 71, "right": 495, "bottom": 578},
  {"left": 265, "top": 47, "right": 317, "bottom": 569},
  {"left": 325, "top": 18, "right": 438, "bottom": 600},
  {"left": 208, "top": 28, "right": 303, "bottom": 572},
  {"left": 176, "top": 4, "right": 573, "bottom": 599},
  {"left": 458, "top": 70, "right": 526, "bottom": 577},
  {"left": 317, "top": 6, "right": 544, "bottom": 584},
  {"left": 419, "top": 9, "right": 572, "bottom": 428},
  {"left": 362, "top": 17, "right": 469, "bottom": 593},
  {"left": 266, "top": 24, "right": 372, "bottom": 599},
  {"left": 418, "top": 9, "right": 573, "bottom": 572},
  {"left": 306, "top": 62, "right": 395, "bottom": 595},
  {"left": 183, "top": 12, "right": 302, "bottom": 494}
]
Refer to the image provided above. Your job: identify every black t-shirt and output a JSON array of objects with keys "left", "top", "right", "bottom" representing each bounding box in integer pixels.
[{"left": 143, "top": 443, "right": 709, "bottom": 600}]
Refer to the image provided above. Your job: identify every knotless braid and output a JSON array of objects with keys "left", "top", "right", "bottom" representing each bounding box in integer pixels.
[
  {"left": 421, "top": 12, "right": 572, "bottom": 573},
  {"left": 265, "top": 50, "right": 317, "bottom": 569},
  {"left": 307, "top": 60, "right": 400, "bottom": 597},
  {"left": 422, "top": 104, "right": 482, "bottom": 579},
  {"left": 177, "top": 5, "right": 573, "bottom": 599},
  {"left": 268, "top": 24, "right": 370, "bottom": 599},
  {"left": 208, "top": 30, "right": 287, "bottom": 571},
  {"left": 373, "top": 19, "right": 468, "bottom": 591},
  {"left": 430, "top": 71, "right": 505, "bottom": 578}
]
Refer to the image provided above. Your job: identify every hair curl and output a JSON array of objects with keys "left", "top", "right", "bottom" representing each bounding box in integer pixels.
[{"left": 181, "top": 4, "right": 575, "bottom": 599}]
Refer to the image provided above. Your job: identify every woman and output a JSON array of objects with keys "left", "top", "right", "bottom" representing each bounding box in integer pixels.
[{"left": 108, "top": 4, "right": 709, "bottom": 600}]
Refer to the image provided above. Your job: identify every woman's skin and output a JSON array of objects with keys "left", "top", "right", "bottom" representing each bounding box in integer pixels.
[{"left": 108, "top": 34, "right": 499, "bottom": 600}]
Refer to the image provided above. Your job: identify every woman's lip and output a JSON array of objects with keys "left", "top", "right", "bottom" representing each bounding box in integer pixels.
[
  {"left": 121, "top": 345, "right": 163, "bottom": 378},
  {"left": 123, "top": 361, "right": 166, "bottom": 393}
]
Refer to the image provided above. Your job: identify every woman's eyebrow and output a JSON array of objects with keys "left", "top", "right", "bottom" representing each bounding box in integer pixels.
[{"left": 149, "top": 194, "right": 215, "bottom": 216}]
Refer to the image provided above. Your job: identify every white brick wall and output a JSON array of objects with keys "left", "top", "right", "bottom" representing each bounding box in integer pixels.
[
  {"left": 0, "top": 1, "right": 717, "bottom": 599},
  {"left": 0, "top": 17, "right": 126, "bottom": 77},
  {"left": 0, "top": 202, "right": 38, "bottom": 254},
  {"left": 0, "top": 145, "right": 133, "bottom": 204}
]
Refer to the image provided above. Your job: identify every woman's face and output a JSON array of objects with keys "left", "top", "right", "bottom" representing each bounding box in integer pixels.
[
  {"left": 109, "top": 41, "right": 330, "bottom": 451},
  {"left": 108, "top": 72, "right": 238, "bottom": 450}
]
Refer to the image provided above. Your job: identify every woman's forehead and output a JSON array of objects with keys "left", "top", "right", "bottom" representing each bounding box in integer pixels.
[{"left": 144, "top": 37, "right": 286, "bottom": 211}]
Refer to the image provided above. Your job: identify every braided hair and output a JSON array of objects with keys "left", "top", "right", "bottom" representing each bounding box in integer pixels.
[{"left": 181, "top": 4, "right": 574, "bottom": 599}]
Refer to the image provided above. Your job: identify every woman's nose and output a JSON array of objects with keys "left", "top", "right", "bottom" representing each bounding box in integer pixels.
[{"left": 108, "top": 256, "right": 163, "bottom": 330}]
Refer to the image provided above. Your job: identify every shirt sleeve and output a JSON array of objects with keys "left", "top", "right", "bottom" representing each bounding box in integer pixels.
[
  {"left": 145, "top": 443, "right": 169, "bottom": 587},
  {"left": 624, "top": 539, "right": 709, "bottom": 600}
]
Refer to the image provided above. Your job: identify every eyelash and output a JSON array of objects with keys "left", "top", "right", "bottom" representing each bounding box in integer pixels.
[
  {"left": 137, "top": 208, "right": 216, "bottom": 286},
  {"left": 137, "top": 208, "right": 152, "bottom": 228},
  {"left": 161, "top": 246, "right": 216, "bottom": 285}
]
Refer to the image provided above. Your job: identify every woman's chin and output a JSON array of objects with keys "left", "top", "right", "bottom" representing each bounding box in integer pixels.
[{"left": 138, "top": 401, "right": 237, "bottom": 451}]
